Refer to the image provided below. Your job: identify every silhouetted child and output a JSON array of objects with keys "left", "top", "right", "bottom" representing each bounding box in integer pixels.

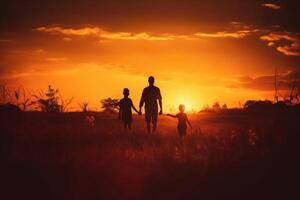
[
  {"left": 167, "top": 104, "right": 192, "bottom": 137},
  {"left": 118, "top": 88, "right": 140, "bottom": 130}
]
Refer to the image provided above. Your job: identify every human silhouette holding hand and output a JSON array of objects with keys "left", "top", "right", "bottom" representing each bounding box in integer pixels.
[
  {"left": 139, "top": 76, "right": 162, "bottom": 133},
  {"left": 118, "top": 88, "right": 140, "bottom": 130},
  {"left": 167, "top": 104, "right": 192, "bottom": 138}
]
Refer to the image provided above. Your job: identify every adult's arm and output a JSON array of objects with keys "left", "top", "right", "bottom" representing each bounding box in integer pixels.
[
  {"left": 158, "top": 88, "right": 163, "bottom": 114},
  {"left": 139, "top": 89, "right": 145, "bottom": 114}
]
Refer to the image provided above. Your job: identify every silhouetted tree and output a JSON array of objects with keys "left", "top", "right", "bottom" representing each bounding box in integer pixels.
[
  {"left": 287, "top": 77, "right": 300, "bottom": 104},
  {"left": 36, "top": 85, "right": 61, "bottom": 112},
  {"left": 201, "top": 104, "right": 210, "bottom": 111},
  {"left": 0, "top": 103, "right": 21, "bottom": 113},
  {"left": 59, "top": 94, "right": 74, "bottom": 112},
  {"left": 222, "top": 104, "right": 228, "bottom": 109},
  {"left": 244, "top": 100, "right": 273, "bottom": 110},
  {"left": 274, "top": 101, "right": 288, "bottom": 109},
  {"left": 273, "top": 68, "right": 300, "bottom": 104},
  {"left": 0, "top": 85, "right": 34, "bottom": 111},
  {"left": 212, "top": 102, "right": 221, "bottom": 110},
  {"left": 14, "top": 87, "right": 34, "bottom": 111},
  {"left": 32, "top": 85, "right": 73, "bottom": 112},
  {"left": 100, "top": 98, "right": 119, "bottom": 113},
  {"left": 79, "top": 101, "right": 89, "bottom": 112},
  {"left": 295, "top": 86, "right": 300, "bottom": 102}
]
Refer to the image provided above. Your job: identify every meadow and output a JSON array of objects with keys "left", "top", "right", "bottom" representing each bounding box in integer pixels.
[{"left": 1, "top": 108, "right": 299, "bottom": 199}]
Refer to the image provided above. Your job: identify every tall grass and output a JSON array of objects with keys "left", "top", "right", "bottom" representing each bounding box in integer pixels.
[{"left": 1, "top": 111, "right": 299, "bottom": 199}]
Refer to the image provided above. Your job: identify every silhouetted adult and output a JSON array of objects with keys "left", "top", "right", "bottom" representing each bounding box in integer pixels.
[{"left": 139, "top": 76, "right": 162, "bottom": 133}]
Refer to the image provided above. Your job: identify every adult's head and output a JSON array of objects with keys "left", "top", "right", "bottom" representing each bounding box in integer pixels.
[
  {"left": 123, "top": 88, "right": 129, "bottom": 97},
  {"left": 148, "top": 76, "right": 155, "bottom": 86}
]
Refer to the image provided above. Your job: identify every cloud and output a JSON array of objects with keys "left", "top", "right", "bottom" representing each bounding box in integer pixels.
[
  {"left": 260, "top": 32, "right": 300, "bottom": 56},
  {"left": 35, "top": 25, "right": 259, "bottom": 41},
  {"left": 36, "top": 26, "right": 176, "bottom": 41},
  {"left": 233, "top": 70, "right": 300, "bottom": 91},
  {"left": 238, "top": 74, "right": 275, "bottom": 90},
  {"left": 46, "top": 57, "right": 68, "bottom": 62},
  {"left": 36, "top": 27, "right": 101, "bottom": 36},
  {"left": 194, "top": 29, "right": 259, "bottom": 39},
  {"left": 261, "top": 3, "right": 281, "bottom": 10},
  {"left": 62, "top": 37, "right": 72, "bottom": 41}
]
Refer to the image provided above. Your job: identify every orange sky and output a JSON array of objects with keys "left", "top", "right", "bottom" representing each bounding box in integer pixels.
[{"left": 1, "top": 0, "right": 300, "bottom": 111}]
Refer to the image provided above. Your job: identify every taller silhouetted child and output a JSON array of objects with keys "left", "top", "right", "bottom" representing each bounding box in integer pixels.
[{"left": 118, "top": 88, "right": 140, "bottom": 130}]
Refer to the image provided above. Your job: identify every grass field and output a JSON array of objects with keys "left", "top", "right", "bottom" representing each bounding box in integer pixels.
[{"left": 1, "top": 109, "right": 299, "bottom": 199}]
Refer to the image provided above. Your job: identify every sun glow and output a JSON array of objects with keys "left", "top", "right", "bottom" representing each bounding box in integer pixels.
[
  {"left": 184, "top": 103, "right": 192, "bottom": 112},
  {"left": 165, "top": 86, "right": 201, "bottom": 113},
  {"left": 1, "top": 16, "right": 289, "bottom": 111}
]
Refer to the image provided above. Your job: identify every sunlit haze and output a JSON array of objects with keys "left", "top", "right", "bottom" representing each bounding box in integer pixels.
[{"left": 1, "top": 0, "right": 300, "bottom": 111}]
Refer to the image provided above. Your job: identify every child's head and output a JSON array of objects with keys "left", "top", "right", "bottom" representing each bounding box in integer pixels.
[
  {"left": 123, "top": 88, "right": 129, "bottom": 97},
  {"left": 179, "top": 104, "right": 185, "bottom": 112}
]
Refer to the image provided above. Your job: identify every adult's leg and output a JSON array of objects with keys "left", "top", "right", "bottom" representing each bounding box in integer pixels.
[
  {"left": 152, "top": 112, "right": 158, "bottom": 133},
  {"left": 123, "top": 122, "right": 128, "bottom": 130},
  {"left": 128, "top": 121, "right": 132, "bottom": 130},
  {"left": 145, "top": 111, "right": 151, "bottom": 133},
  {"left": 146, "top": 122, "right": 151, "bottom": 133},
  {"left": 152, "top": 121, "right": 157, "bottom": 133}
]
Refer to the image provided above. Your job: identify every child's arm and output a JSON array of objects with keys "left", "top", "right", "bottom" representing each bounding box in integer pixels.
[
  {"left": 167, "top": 114, "right": 177, "bottom": 118},
  {"left": 131, "top": 99, "right": 141, "bottom": 114},
  {"left": 132, "top": 104, "right": 140, "bottom": 114},
  {"left": 118, "top": 101, "right": 122, "bottom": 120},
  {"left": 187, "top": 118, "right": 192, "bottom": 128},
  {"left": 186, "top": 115, "right": 192, "bottom": 128}
]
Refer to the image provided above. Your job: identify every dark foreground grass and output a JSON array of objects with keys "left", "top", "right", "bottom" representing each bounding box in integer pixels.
[{"left": 1, "top": 110, "right": 299, "bottom": 199}]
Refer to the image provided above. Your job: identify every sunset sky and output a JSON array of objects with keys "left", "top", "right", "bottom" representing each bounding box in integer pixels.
[{"left": 1, "top": 0, "right": 300, "bottom": 111}]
